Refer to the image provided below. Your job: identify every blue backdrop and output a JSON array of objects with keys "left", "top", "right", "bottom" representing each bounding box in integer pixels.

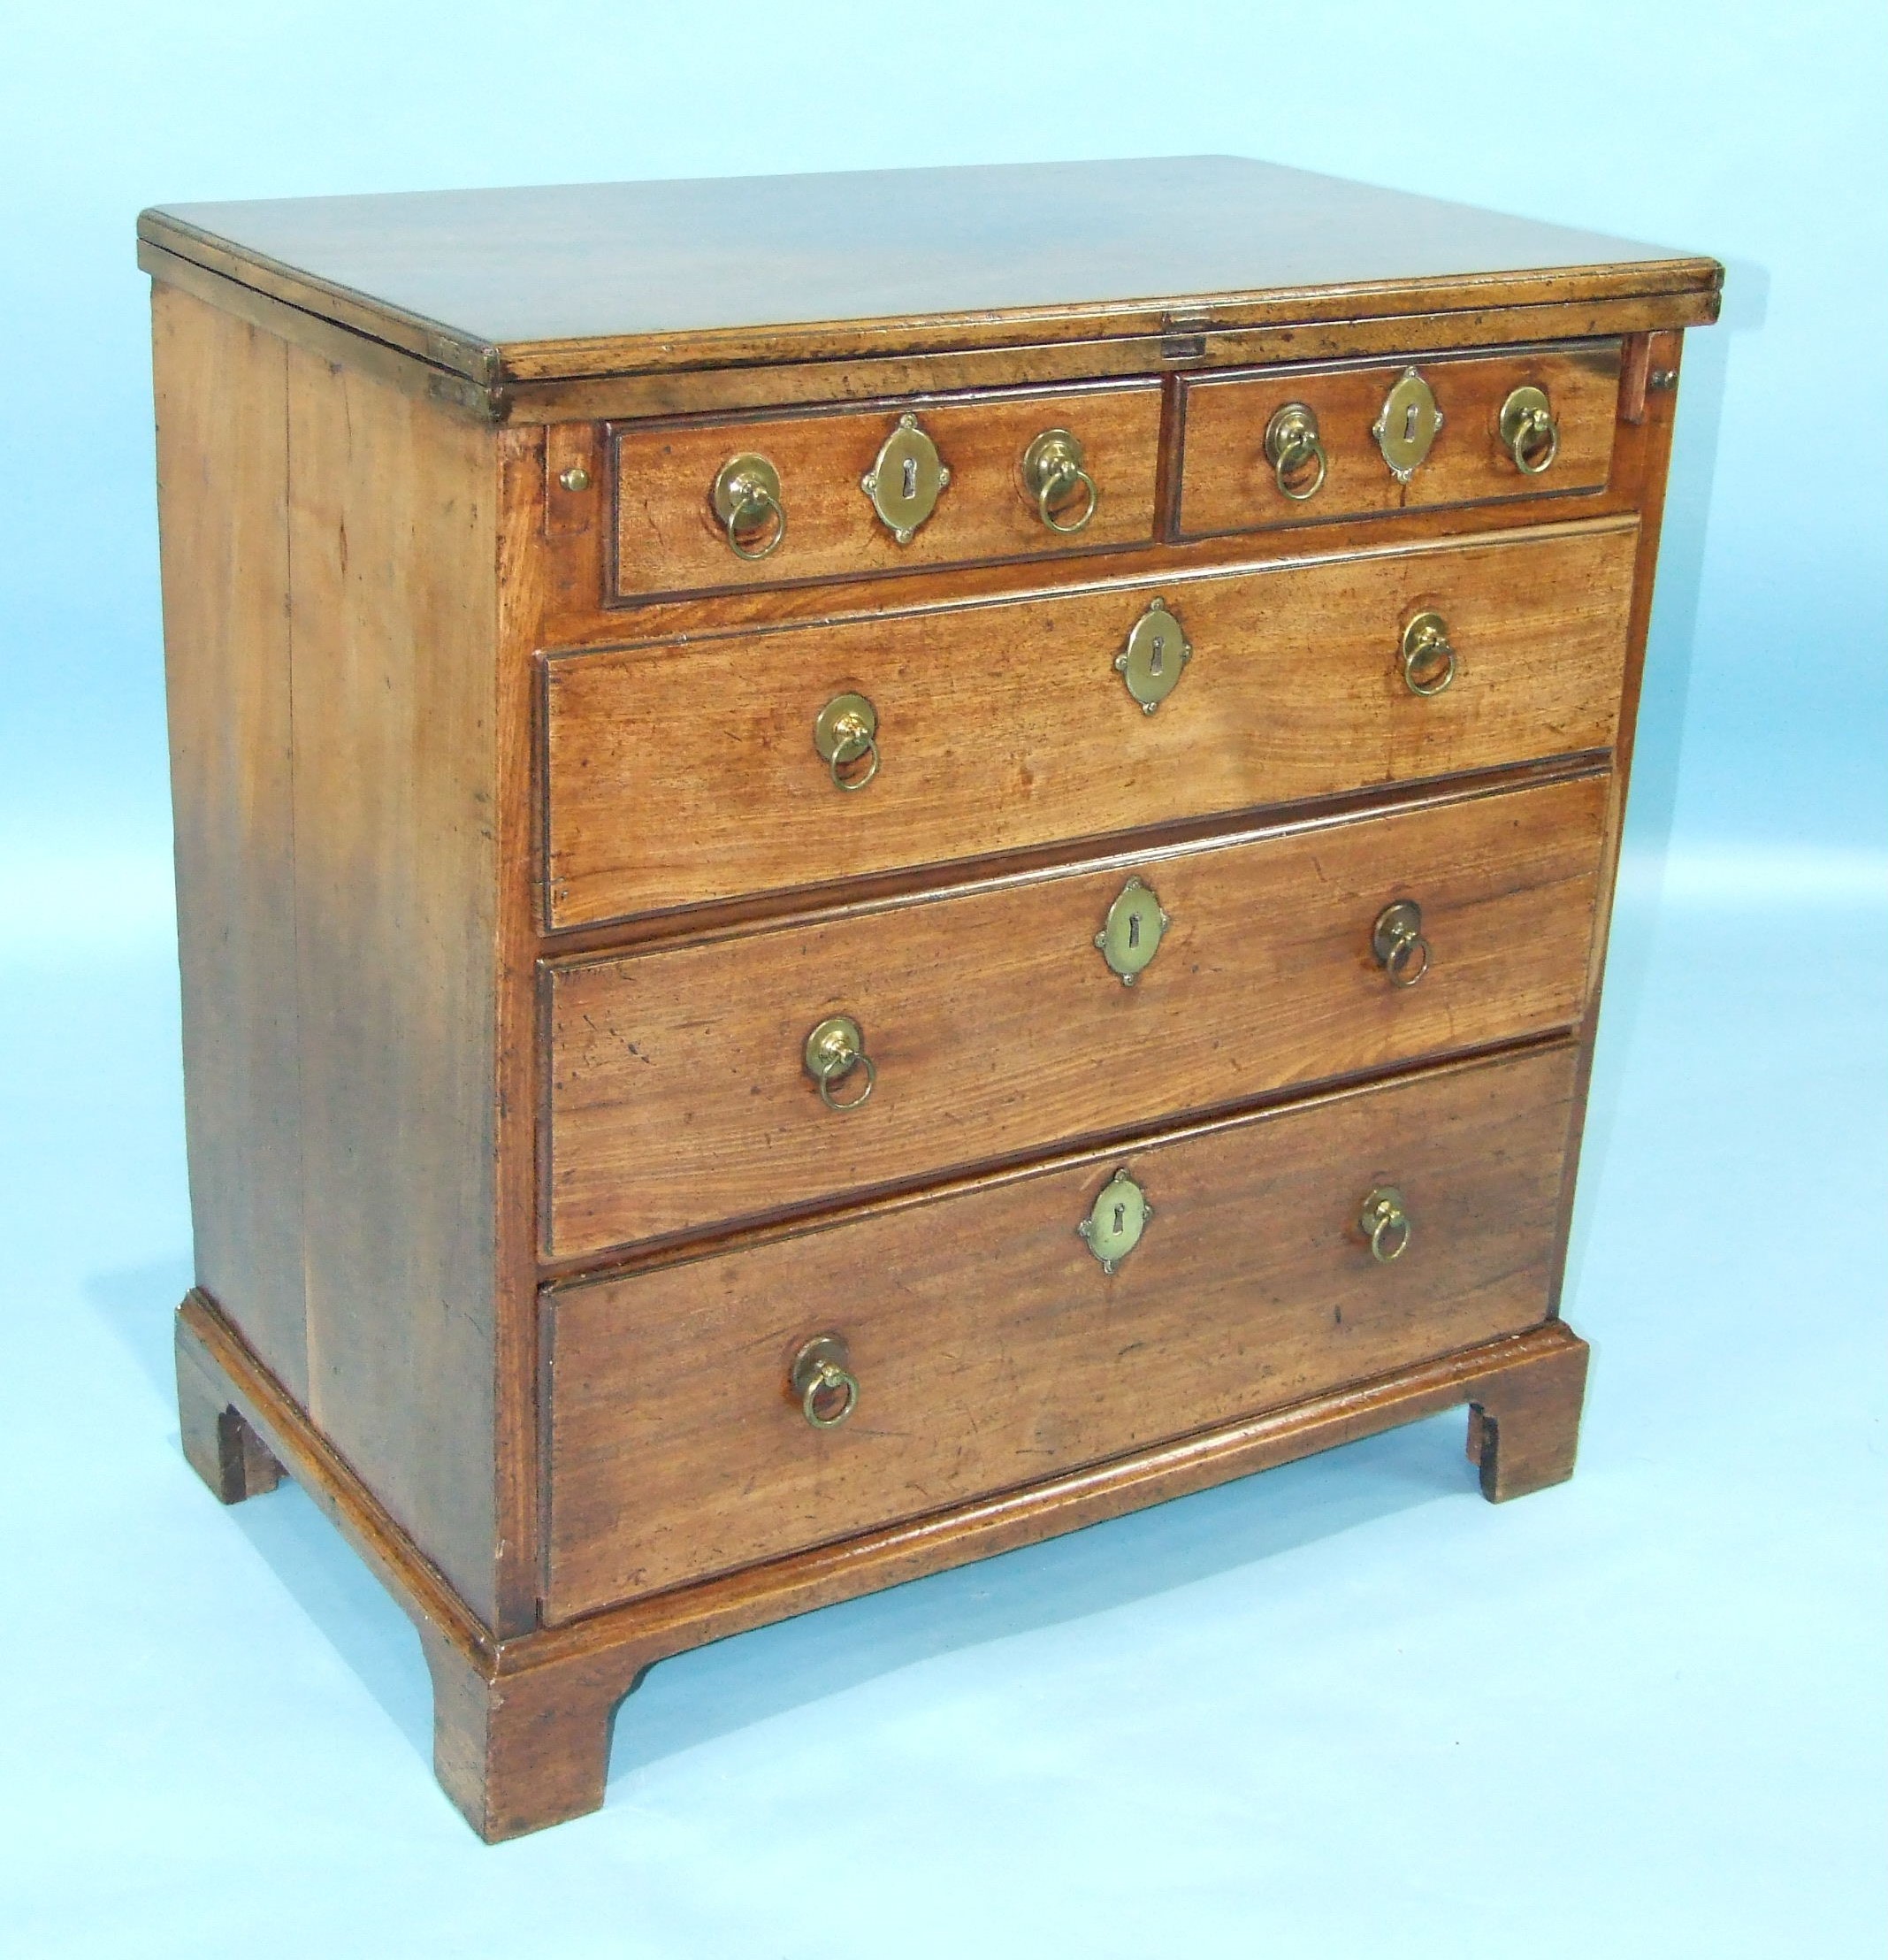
[{"left": 2, "top": 5, "right": 1881, "bottom": 1954}]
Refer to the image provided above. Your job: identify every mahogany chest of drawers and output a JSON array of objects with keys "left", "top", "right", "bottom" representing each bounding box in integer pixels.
[{"left": 142, "top": 157, "right": 1720, "bottom": 1839}]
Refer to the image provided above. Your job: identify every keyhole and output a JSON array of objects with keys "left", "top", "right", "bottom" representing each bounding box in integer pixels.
[
  {"left": 1112, "top": 1203, "right": 1127, "bottom": 1236},
  {"left": 1403, "top": 402, "right": 1419, "bottom": 442},
  {"left": 1150, "top": 632, "right": 1166, "bottom": 675},
  {"left": 901, "top": 456, "right": 917, "bottom": 500},
  {"left": 1127, "top": 913, "right": 1142, "bottom": 950}
]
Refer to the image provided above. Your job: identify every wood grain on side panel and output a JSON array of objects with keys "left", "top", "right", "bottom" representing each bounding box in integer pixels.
[
  {"left": 1176, "top": 341, "right": 1622, "bottom": 538},
  {"left": 543, "top": 1042, "right": 1579, "bottom": 1619},
  {"left": 284, "top": 348, "right": 502, "bottom": 1625},
  {"left": 545, "top": 519, "right": 1638, "bottom": 929},
  {"left": 610, "top": 382, "right": 1161, "bottom": 601},
  {"left": 546, "top": 770, "right": 1607, "bottom": 1259},
  {"left": 152, "top": 284, "right": 309, "bottom": 1397}
]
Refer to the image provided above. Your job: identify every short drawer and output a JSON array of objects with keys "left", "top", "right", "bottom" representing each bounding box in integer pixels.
[
  {"left": 609, "top": 382, "right": 1162, "bottom": 601},
  {"left": 541, "top": 1041, "right": 1579, "bottom": 1618},
  {"left": 1177, "top": 341, "right": 1621, "bottom": 540},
  {"left": 544, "top": 519, "right": 1636, "bottom": 930},
  {"left": 545, "top": 770, "right": 1605, "bottom": 1260}
]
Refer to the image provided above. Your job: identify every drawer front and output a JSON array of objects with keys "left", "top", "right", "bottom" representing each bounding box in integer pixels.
[
  {"left": 1178, "top": 341, "right": 1621, "bottom": 540},
  {"left": 547, "top": 771, "right": 1605, "bottom": 1259},
  {"left": 545, "top": 519, "right": 1636, "bottom": 930},
  {"left": 610, "top": 383, "right": 1162, "bottom": 601},
  {"left": 543, "top": 1042, "right": 1579, "bottom": 1618}
]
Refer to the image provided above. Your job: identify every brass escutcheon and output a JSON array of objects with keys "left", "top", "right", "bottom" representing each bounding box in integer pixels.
[
  {"left": 861, "top": 412, "right": 951, "bottom": 543},
  {"left": 1077, "top": 1168, "right": 1152, "bottom": 1275},
  {"left": 1372, "top": 367, "right": 1444, "bottom": 483},
  {"left": 1358, "top": 1186, "right": 1412, "bottom": 1264},
  {"left": 791, "top": 1333, "right": 860, "bottom": 1428},
  {"left": 803, "top": 1014, "right": 875, "bottom": 1113},
  {"left": 1400, "top": 610, "right": 1456, "bottom": 697},
  {"left": 1264, "top": 402, "right": 1328, "bottom": 501},
  {"left": 1095, "top": 876, "right": 1170, "bottom": 986},
  {"left": 710, "top": 453, "right": 786, "bottom": 560},
  {"left": 1372, "top": 899, "right": 1430, "bottom": 987},
  {"left": 1021, "top": 427, "right": 1100, "bottom": 533},
  {"left": 813, "top": 691, "right": 880, "bottom": 792},
  {"left": 1114, "top": 597, "right": 1192, "bottom": 712},
  {"left": 1499, "top": 385, "right": 1560, "bottom": 474}
]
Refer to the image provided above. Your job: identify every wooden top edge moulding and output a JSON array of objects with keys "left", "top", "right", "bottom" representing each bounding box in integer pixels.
[{"left": 139, "top": 155, "right": 1724, "bottom": 385}]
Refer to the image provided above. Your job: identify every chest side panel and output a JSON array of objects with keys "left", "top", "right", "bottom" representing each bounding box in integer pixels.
[{"left": 282, "top": 347, "right": 505, "bottom": 1624}]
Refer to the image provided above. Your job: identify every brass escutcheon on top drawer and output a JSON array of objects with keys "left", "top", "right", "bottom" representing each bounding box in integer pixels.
[{"left": 860, "top": 412, "right": 951, "bottom": 543}]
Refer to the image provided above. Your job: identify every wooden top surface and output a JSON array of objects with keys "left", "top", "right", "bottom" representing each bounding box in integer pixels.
[{"left": 141, "top": 156, "right": 1719, "bottom": 385}]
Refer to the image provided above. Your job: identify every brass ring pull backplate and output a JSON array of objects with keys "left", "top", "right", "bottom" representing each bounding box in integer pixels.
[
  {"left": 803, "top": 1014, "right": 876, "bottom": 1112},
  {"left": 1264, "top": 402, "right": 1328, "bottom": 501},
  {"left": 1372, "top": 899, "right": 1430, "bottom": 986},
  {"left": 813, "top": 691, "right": 880, "bottom": 791},
  {"left": 1359, "top": 1186, "right": 1412, "bottom": 1264},
  {"left": 861, "top": 412, "right": 951, "bottom": 543},
  {"left": 1021, "top": 428, "right": 1099, "bottom": 533},
  {"left": 1114, "top": 597, "right": 1193, "bottom": 713},
  {"left": 1077, "top": 1168, "right": 1152, "bottom": 1275},
  {"left": 1498, "top": 385, "right": 1560, "bottom": 474},
  {"left": 1400, "top": 610, "right": 1456, "bottom": 696},
  {"left": 711, "top": 453, "right": 786, "bottom": 560},
  {"left": 791, "top": 1333, "right": 860, "bottom": 1428},
  {"left": 1372, "top": 367, "right": 1444, "bottom": 482}
]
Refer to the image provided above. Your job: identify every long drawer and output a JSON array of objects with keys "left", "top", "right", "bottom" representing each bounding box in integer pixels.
[
  {"left": 541, "top": 1041, "right": 1580, "bottom": 1619},
  {"left": 545, "top": 770, "right": 1605, "bottom": 1259},
  {"left": 542, "top": 519, "right": 1637, "bottom": 930}
]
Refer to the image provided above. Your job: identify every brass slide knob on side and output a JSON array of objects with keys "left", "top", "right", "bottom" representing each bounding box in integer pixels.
[
  {"left": 813, "top": 692, "right": 880, "bottom": 792},
  {"left": 1372, "top": 899, "right": 1431, "bottom": 987},
  {"left": 1264, "top": 402, "right": 1328, "bottom": 501},
  {"left": 710, "top": 453, "right": 787, "bottom": 560},
  {"left": 791, "top": 1334, "right": 860, "bottom": 1428},
  {"left": 1400, "top": 610, "right": 1456, "bottom": 697},
  {"left": 1021, "top": 427, "right": 1100, "bottom": 533},
  {"left": 1358, "top": 1186, "right": 1412, "bottom": 1264},
  {"left": 1499, "top": 385, "right": 1560, "bottom": 475},
  {"left": 803, "top": 1013, "right": 876, "bottom": 1113}
]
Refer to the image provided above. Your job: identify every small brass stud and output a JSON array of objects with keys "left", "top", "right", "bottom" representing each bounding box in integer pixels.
[{"left": 558, "top": 463, "right": 592, "bottom": 494}]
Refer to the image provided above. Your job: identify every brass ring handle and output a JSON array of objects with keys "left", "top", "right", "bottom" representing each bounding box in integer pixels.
[
  {"left": 804, "top": 1014, "right": 876, "bottom": 1113},
  {"left": 711, "top": 454, "right": 787, "bottom": 561},
  {"left": 813, "top": 693, "right": 880, "bottom": 792},
  {"left": 1400, "top": 611, "right": 1456, "bottom": 697},
  {"left": 1498, "top": 387, "right": 1560, "bottom": 475},
  {"left": 791, "top": 1335, "right": 860, "bottom": 1428},
  {"left": 828, "top": 731, "right": 879, "bottom": 792},
  {"left": 1359, "top": 1186, "right": 1412, "bottom": 1264},
  {"left": 1265, "top": 402, "right": 1328, "bottom": 501},
  {"left": 1386, "top": 933, "right": 1429, "bottom": 986},
  {"left": 1372, "top": 900, "right": 1430, "bottom": 987},
  {"left": 724, "top": 486, "right": 785, "bottom": 560},
  {"left": 818, "top": 1051, "right": 875, "bottom": 1112},
  {"left": 1037, "top": 465, "right": 1098, "bottom": 533},
  {"left": 1021, "top": 429, "right": 1100, "bottom": 535}
]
